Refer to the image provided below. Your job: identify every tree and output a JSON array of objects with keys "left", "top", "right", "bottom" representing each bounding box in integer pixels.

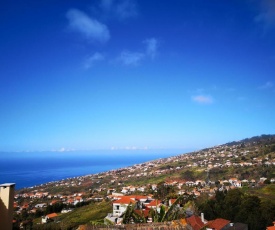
[
  {"left": 155, "top": 182, "right": 175, "bottom": 201},
  {"left": 182, "top": 170, "right": 195, "bottom": 181},
  {"left": 198, "top": 199, "right": 217, "bottom": 220},
  {"left": 235, "top": 195, "right": 264, "bottom": 230},
  {"left": 122, "top": 203, "right": 146, "bottom": 224},
  {"left": 223, "top": 189, "right": 243, "bottom": 221},
  {"left": 197, "top": 188, "right": 275, "bottom": 229},
  {"left": 123, "top": 196, "right": 185, "bottom": 224},
  {"left": 260, "top": 200, "right": 275, "bottom": 227},
  {"left": 161, "top": 195, "right": 184, "bottom": 222}
]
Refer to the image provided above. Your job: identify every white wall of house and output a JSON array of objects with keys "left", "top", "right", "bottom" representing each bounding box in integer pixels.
[
  {"left": 112, "top": 203, "right": 128, "bottom": 217},
  {"left": 41, "top": 216, "right": 49, "bottom": 224}
]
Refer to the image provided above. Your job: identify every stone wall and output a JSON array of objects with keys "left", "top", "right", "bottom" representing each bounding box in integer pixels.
[{"left": 77, "top": 221, "right": 188, "bottom": 230}]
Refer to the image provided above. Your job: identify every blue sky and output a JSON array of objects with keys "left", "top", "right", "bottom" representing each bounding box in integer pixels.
[{"left": 1, "top": 0, "right": 275, "bottom": 152}]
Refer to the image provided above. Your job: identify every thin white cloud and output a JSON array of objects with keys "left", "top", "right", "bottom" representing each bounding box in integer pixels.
[
  {"left": 192, "top": 95, "right": 213, "bottom": 104},
  {"left": 59, "top": 147, "right": 66, "bottom": 152},
  {"left": 84, "top": 52, "right": 104, "bottom": 69},
  {"left": 143, "top": 38, "right": 159, "bottom": 59},
  {"left": 116, "top": 37, "right": 159, "bottom": 66},
  {"left": 111, "top": 146, "right": 148, "bottom": 150},
  {"left": 255, "top": 0, "right": 275, "bottom": 29},
  {"left": 258, "top": 81, "right": 273, "bottom": 89},
  {"left": 51, "top": 147, "right": 75, "bottom": 152},
  {"left": 118, "top": 51, "right": 144, "bottom": 66},
  {"left": 99, "top": 0, "right": 138, "bottom": 20},
  {"left": 66, "top": 8, "right": 110, "bottom": 43}
]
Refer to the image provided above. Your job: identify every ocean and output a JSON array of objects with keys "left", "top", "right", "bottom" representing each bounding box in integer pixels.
[{"left": 0, "top": 149, "right": 189, "bottom": 190}]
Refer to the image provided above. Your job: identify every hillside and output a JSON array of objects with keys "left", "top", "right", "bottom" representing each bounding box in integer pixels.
[
  {"left": 119, "top": 134, "right": 275, "bottom": 186},
  {"left": 13, "top": 134, "right": 275, "bottom": 229}
]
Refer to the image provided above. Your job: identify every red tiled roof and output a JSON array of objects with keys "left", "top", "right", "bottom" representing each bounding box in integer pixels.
[
  {"left": 134, "top": 209, "right": 150, "bottom": 218},
  {"left": 128, "top": 195, "right": 148, "bottom": 200},
  {"left": 186, "top": 215, "right": 205, "bottom": 230},
  {"left": 47, "top": 213, "right": 58, "bottom": 219},
  {"left": 112, "top": 196, "right": 136, "bottom": 205},
  {"left": 169, "top": 199, "right": 177, "bottom": 205},
  {"left": 146, "top": 199, "right": 161, "bottom": 207},
  {"left": 179, "top": 218, "right": 187, "bottom": 225},
  {"left": 206, "top": 218, "right": 230, "bottom": 230},
  {"left": 67, "top": 199, "right": 74, "bottom": 203},
  {"left": 22, "top": 203, "right": 29, "bottom": 209}
]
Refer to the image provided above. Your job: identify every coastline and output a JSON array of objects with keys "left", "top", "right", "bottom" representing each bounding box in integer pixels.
[{"left": 0, "top": 149, "right": 190, "bottom": 190}]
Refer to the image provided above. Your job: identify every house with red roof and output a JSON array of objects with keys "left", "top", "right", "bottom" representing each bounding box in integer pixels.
[
  {"left": 129, "top": 195, "right": 151, "bottom": 204},
  {"left": 66, "top": 198, "right": 74, "bottom": 205},
  {"left": 134, "top": 209, "right": 150, "bottom": 219},
  {"left": 50, "top": 200, "right": 59, "bottom": 205},
  {"left": 205, "top": 218, "right": 230, "bottom": 230},
  {"left": 41, "top": 213, "right": 58, "bottom": 224},
  {"left": 145, "top": 199, "right": 162, "bottom": 209},
  {"left": 186, "top": 215, "right": 206, "bottom": 230},
  {"left": 112, "top": 196, "right": 137, "bottom": 217},
  {"left": 169, "top": 199, "right": 177, "bottom": 207},
  {"left": 267, "top": 221, "right": 275, "bottom": 230},
  {"left": 106, "top": 195, "right": 157, "bottom": 225},
  {"left": 21, "top": 202, "right": 29, "bottom": 210}
]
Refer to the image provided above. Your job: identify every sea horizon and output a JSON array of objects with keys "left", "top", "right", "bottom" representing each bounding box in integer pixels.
[{"left": 0, "top": 148, "right": 193, "bottom": 190}]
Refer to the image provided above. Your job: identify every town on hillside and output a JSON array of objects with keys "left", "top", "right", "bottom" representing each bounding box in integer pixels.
[{"left": 9, "top": 135, "right": 275, "bottom": 229}]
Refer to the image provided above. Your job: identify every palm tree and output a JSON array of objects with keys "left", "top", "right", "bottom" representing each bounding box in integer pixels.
[
  {"left": 124, "top": 196, "right": 185, "bottom": 224},
  {"left": 122, "top": 203, "right": 146, "bottom": 224},
  {"left": 160, "top": 195, "right": 184, "bottom": 222}
]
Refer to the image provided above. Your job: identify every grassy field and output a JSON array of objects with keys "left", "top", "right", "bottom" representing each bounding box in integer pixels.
[
  {"left": 57, "top": 201, "right": 112, "bottom": 228},
  {"left": 246, "top": 184, "right": 275, "bottom": 203}
]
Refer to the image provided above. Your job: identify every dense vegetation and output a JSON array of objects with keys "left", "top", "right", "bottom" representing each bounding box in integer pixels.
[{"left": 197, "top": 186, "right": 275, "bottom": 230}]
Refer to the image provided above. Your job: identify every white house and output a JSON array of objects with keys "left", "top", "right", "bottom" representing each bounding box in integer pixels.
[
  {"left": 41, "top": 213, "right": 58, "bottom": 224},
  {"left": 121, "top": 187, "right": 129, "bottom": 194},
  {"left": 112, "top": 196, "right": 136, "bottom": 217},
  {"left": 35, "top": 203, "right": 47, "bottom": 208}
]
